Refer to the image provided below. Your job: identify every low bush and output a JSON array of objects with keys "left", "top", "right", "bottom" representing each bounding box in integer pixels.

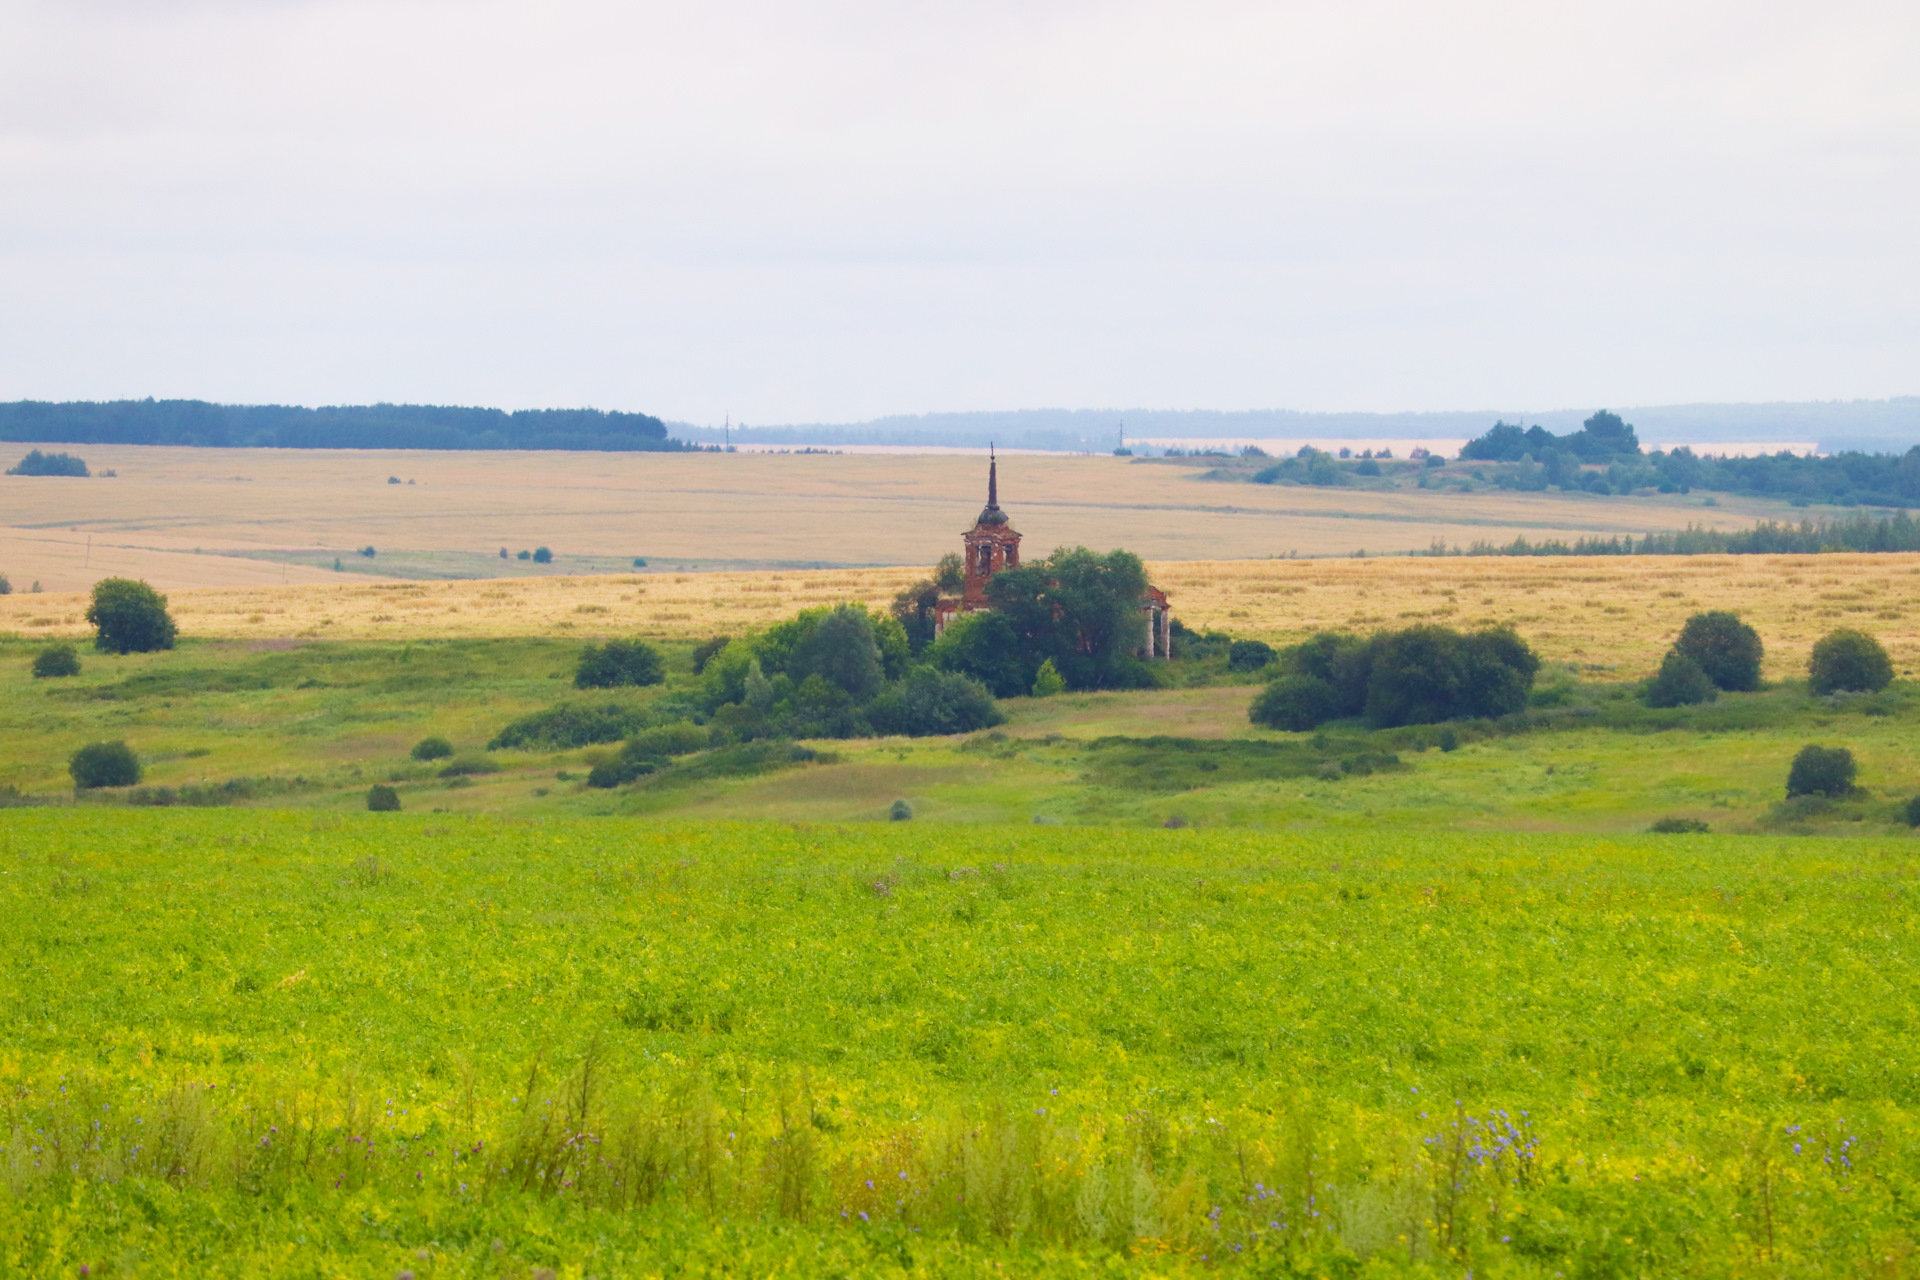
[
  {"left": 438, "top": 755, "right": 501, "bottom": 778},
  {"left": 1673, "top": 611, "right": 1763, "bottom": 692},
  {"left": 1808, "top": 628, "right": 1893, "bottom": 695},
  {"left": 865, "top": 668, "right": 1004, "bottom": 738},
  {"left": 1786, "top": 744, "right": 1856, "bottom": 798},
  {"left": 585, "top": 722, "right": 710, "bottom": 788},
  {"left": 489, "top": 702, "right": 648, "bottom": 750},
  {"left": 0, "top": 572, "right": 11, "bottom": 595},
  {"left": 1030, "top": 659, "right": 1065, "bottom": 697},
  {"left": 1649, "top": 817, "right": 1711, "bottom": 833},
  {"left": 1906, "top": 795, "right": 1920, "bottom": 828},
  {"left": 1644, "top": 650, "right": 1716, "bottom": 708},
  {"left": 1249, "top": 674, "right": 1341, "bottom": 731},
  {"left": 1227, "top": 639, "right": 1276, "bottom": 673},
  {"left": 575, "top": 639, "right": 665, "bottom": 689},
  {"left": 533, "top": 547, "right": 553, "bottom": 564},
  {"left": 70, "top": 741, "right": 140, "bottom": 790},
  {"left": 889, "top": 799, "right": 913, "bottom": 821},
  {"left": 409, "top": 736, "right": 454, "bottom": 761},
  {"left": 31, "top": 644, "right": 81, "bottom": 679},
  {"left": 366, "top": 784, "right": 402, "bottom": 812}
]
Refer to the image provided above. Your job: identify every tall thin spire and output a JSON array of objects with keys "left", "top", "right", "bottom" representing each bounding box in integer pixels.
[{"left": 987, "top": 444, "right": 998, "bottom": 510}]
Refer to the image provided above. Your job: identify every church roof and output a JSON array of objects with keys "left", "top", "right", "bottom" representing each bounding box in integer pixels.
[{"left": 974, "top": 448, "right": 1011, "bottom": 526}]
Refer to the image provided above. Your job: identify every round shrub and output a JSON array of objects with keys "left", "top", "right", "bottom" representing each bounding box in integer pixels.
[
  {"left": 1672, "top": 611, "right": 1762, "bottom": 692},
  {"left": 410, "top": 735, "right": 454, "bottom": 761},
  {"left": 1785, "top": 744, "right": 1856, "bottom": 798},
  {"left": 1648, "top": 817, "right": 1710, "bottom": 834},
  {"left": 1030, "top": 659, "right": 1066, "bottom": 697},
  {"left": 366, "top": 784, "right": 401, "bottom": 812},
  {"left": 31, "top": 643, "right": 81, "bottom": 679},
  {"left": 532, "top": 546, "right": 553, "bottom": 564},
  {"left": 864, "top": 668, "right": 1004, "bottom": 738},
  {"left": 575, "top": 639, "right": 665, "bottom": 689},
  {"left": 70, "top": 740, "right": 140, "bottom": 790},
  {"left": 1808, "top": 628, "right": 1892, "bottom": 695},
  {"left": 0, "top": 572, "right": 11, "bottom": 594},
  {"left": 1249, "top": 674, "right": 1341, "bottom": 731},
  {"left": 1644, "top": 650, "right": 1716, "bottom": 708},
  {"left": 889, "top": 799, "right": 913, "bottom": 821},
  {"left": 1905, "top": 795, "right": 1920, "bottom": 828},
  {"left": 86, "top": 578, "right": 177, "bottom": 654},
  {"left": 1227, "top": 639, "right": 1276, "bottom": 673}
]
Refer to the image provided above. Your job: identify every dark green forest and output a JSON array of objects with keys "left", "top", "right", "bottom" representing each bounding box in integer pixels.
[
  {"left": 0, "top": 400, "right": 689, "bottom": 453},
  {"left": 1459, "top": 411, "right": 1920, "bottom": 506}
]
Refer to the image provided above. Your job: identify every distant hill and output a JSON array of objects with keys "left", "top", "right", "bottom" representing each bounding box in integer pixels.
[
  {"left": 0, "top": 399, "right": 687, "bottom": 453},
  {"left": 674, "top": 398, "right": 1920, "bottom": 455}
]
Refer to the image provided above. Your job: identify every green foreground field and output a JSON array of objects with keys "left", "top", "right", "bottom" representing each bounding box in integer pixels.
[
  {"left": 1, "top": 811, "right": 1915, "bottom": 1276},
  {"left": 4, "top": 634, "right": 1920, "bottom": 837}
]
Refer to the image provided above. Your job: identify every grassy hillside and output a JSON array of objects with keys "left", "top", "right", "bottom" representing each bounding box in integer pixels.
[
  {"left": 3, "top": 630, "right": 1919, "bottom": 837},
  {"left": 2, "top": 811, "right": 1914, "bottom": 1276}
]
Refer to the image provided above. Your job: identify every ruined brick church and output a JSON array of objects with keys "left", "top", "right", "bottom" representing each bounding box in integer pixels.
[{"left": 933, "top": 451, "right": 1173, "bottom": 658}]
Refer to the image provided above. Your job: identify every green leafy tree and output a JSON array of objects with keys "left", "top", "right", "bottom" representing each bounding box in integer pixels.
[
  {"left": 1807, "top": 629, "right": 1892, "bottom": 695},
  {"left": 788, "top": 606, "right": 886, "bottom": 701},
  {"left": 986, "top": 547, "right": 1152, "bottom": 690},
  {"left": 575, "top": 639, "right": 665, "bottom": 689},
  {"left": 85, "top": 578, "right": 176, "bottom": 653},
  {"left": 532, "top": 547, "right": 553, "bottom": 564},
  {"left": 890, "top": 579, "right": 944, "bottom": 654},
  {"left": 410, "top": 736, "right": 453, "bottom": 761},
  {"left": 366, "top": 784, "right": 402, "bottom": 811},
  {"left": 70, "top": 740, "right": 140, "bottom": 789},
  {"left": 1645, "top": 651, "right": 1716, "bottom": 707},
  {"left": 690, "top": 636, "right": 731, "bottom": 675},
  {"left": 925, "top": 611, "right": 1028, "bottom": 698},
  {"left": 1030, "top": 658, "right": 1066, "bottom": 697},
  {"left": 1673, "top": 612, "right": 1763, "bottom": 692},
  {"left": 1786, "top": 744, "right": 1855, "bottom": 798},
  {"left": 31, "top": 644, "right": 81, "bottom": 679}
]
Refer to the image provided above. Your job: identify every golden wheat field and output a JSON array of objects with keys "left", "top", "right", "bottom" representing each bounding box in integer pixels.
[
  {"left": 6, "top": 553, "right": 1917, "bottom": 681},
  {"left": 0, "top": 443, "right": 1803, "bottom": 591}
]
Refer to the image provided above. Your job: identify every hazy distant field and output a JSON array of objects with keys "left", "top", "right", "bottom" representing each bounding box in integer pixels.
[
  {"left": 5, "top": 552, "right": 1917, "bottom": 681},
  {"left": 0, "top": 443, "right": 1806, "bottom": 591}
]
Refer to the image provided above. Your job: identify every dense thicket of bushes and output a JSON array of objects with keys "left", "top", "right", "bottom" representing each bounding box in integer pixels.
[
  {"left": 7, "top": 449, "right": 89, "bottom": 476},
  {"left": 1249, "top": 625, "right": 1540, "bottom": 731},
  {"left": 489, "top": 702, "right": 649, "bottom": 750},
  {"left": 575, "top": 639, "right": 664, "bottom": 689},
  {"left": 0, "top": 400, "right": 688, "bottom": 453},
  {"left": 701, "top": 603, "right": 1000, "bottom": 740}
]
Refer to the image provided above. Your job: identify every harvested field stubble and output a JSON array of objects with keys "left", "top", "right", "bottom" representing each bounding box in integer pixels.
[{"left": 3, "top": 553, "right": 1916, "bottom": 680}]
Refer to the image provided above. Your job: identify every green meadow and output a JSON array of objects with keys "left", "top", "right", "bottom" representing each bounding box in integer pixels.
[
  {"left": 2, "top": 811, "right": 1916, "bottom": 1276},
  {"left": 3, "top": 633, "right": 1918, "bottom": 836}
]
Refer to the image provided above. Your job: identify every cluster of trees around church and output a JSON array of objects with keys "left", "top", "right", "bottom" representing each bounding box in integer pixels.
[
  {"left": 891, "top": 546, "right": 1164, "bottom": 695},
  {"left": 0, "top": 400, "right": 688, "bottom": 453},
  {"left": 1459, "top": 411, "right": 1920, "bottom": 506}
]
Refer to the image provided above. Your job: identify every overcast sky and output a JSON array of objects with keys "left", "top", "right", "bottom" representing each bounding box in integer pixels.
[{"left": 1, "top": 0, "right": 1915, "bottom": 423}]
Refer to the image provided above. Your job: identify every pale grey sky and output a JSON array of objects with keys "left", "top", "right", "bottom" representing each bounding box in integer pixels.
[{"left": 1, "top": 0, "right": 1915, "bottom": 423}]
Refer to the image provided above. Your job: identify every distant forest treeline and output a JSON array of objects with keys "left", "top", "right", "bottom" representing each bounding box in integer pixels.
[
  {"left": 1449, "top": 512, "right": 1920, "bottom": 558},
  {"left": 0, "top": 400, "right": 688, "bottom": 453},
  {"left": 1459, "top": 413, "right": 1920, "bottom": 507}
]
